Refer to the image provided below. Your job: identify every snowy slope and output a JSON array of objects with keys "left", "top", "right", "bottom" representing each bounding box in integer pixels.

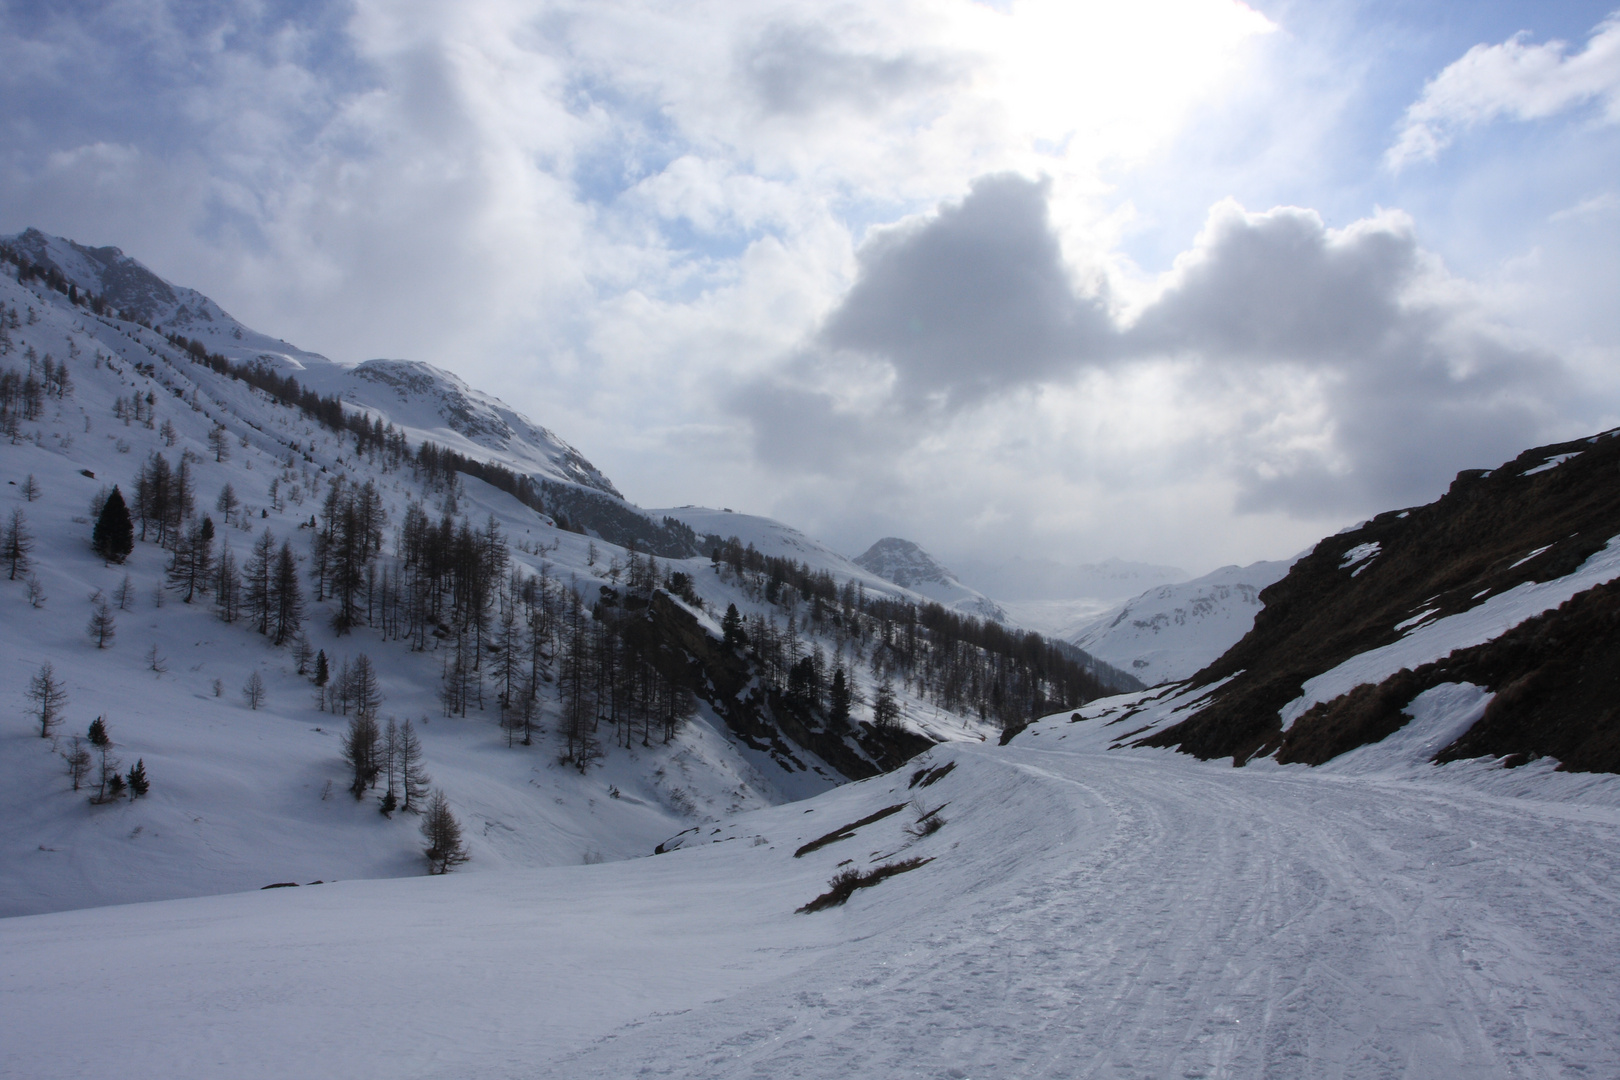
[
  {"left": 1070, "top": 557, "right": 1297, "bottom": 685},
  {"left": 6, "top": 716, "right": 1620, "bottom": 1078},
  {"left": 3, "top": 229, "right": 619, "bottom": 496},
  {"left": 0, "top": 248, "right": 877, "bottom": 917},
  {"left": 0, "top": 236, "right": 1029, "bottom": 917},
  {"left": 655, "top": 506, "right": 916, "bottom": 600},
  {"left": 853, "top": 536, "right": 1006, "bottom": 621}
]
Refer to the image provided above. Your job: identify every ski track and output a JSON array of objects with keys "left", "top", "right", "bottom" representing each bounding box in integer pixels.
[{"left": 530, "top": 748, "right": 1620, "bottom": 1080}]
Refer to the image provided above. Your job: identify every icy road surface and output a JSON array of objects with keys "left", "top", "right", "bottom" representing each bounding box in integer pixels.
[{"left": 5, "top": 736, "right": 1618, "bottom": 1079}]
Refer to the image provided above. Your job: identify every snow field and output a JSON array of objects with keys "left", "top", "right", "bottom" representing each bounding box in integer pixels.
[{"left": 6, "top": 732, "right": 1619, "bottom": 1078}]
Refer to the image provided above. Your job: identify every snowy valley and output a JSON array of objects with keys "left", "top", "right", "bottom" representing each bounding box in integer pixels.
[{"left": 4, "top": 231, "right": 1620, "bottom": 1079}]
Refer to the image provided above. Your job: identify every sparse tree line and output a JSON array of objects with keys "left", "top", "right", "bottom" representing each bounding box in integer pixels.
[
  {"left": 28, "top": 663, "right": 150, "bottom": 804},
  {"left": 0, "top": 336, "right": 73, "bottom": 440}
]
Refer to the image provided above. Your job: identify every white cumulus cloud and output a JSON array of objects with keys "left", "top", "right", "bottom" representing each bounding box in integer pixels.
[{"left": 1388, "top": 12, "right": 1620, "bottom": 170}]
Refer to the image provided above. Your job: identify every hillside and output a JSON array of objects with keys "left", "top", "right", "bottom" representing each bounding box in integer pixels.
[
  {"left": 1069, "top": 557, "right": 1298, "bottom": 685},
  {"left": 1112, "top": 431, "right": 1620, "bottom": 771},
  {"left": 0, "top": 230, "right": 1118, "bottom": 916}
]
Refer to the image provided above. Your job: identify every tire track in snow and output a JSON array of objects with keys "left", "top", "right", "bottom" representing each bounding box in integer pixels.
[{"left": 528, "top": 749, "right": 1620, "bottom": 1080}]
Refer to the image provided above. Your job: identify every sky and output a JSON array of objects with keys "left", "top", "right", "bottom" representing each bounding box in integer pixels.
[{"left": 3, "top": 0, "right": 1618, "bottom": 580}]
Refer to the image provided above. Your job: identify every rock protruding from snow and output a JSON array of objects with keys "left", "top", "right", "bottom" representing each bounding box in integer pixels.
[
  {"left": 1070, "top": 559, "right": 1298, "bottom": 686},
  {"left": 854, "top": 538, "right": 1006, "bottom": 622}
]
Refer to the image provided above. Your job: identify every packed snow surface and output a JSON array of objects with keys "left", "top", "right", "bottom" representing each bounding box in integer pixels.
[{"left": 6, "top": 720, "right": 1619, "bottom": 1079}]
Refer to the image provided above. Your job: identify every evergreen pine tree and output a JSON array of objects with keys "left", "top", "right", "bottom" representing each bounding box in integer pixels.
[
  {"left": 87, "top": 599, "right": 116, "bottom": 648},
  {"left": 721, "top": 602, "right": 747, "bottom": 650},
  {"left": 127, "top": 759, "right": 149, "bottom": 798},
  {"left": 872, "top": 678, "right": 900, "bottom": 731},
  {"left": 829, "top": 667, "right": 852, "bottom": 726},
  {"left": 270, "top": 541, "right": 304, "bottom": 645}
]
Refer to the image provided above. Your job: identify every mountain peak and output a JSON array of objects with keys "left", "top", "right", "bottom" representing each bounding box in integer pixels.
[{"left": 855, "top": 537, "right": 1007, "bottom": 622}]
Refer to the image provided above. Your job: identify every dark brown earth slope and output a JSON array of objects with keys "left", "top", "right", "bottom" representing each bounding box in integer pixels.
[{"left": 1136, "top": 429, "right": 1620, "bottom": 772}]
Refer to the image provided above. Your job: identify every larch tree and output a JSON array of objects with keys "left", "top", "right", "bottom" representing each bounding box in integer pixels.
[
  {"left": 3, "top": 506, "right": 33, "bottom": 579},
  {"left": 87, "top": 599, "right": 116, "bottom": 648},
  {"left": 243, "top": 670, "right": 266, "bottom": 710},
  {"left": 342, "top": 713, "right": 381, "bottom": 797},
  {"left": 399, "top": 718, "right": 430, "bottom": 812},
  {"left": 27, "top": 660, "right": 68, "bottom": 737},
  {"left": 420, "top": 789, "right": 469, "bottom": 874}
]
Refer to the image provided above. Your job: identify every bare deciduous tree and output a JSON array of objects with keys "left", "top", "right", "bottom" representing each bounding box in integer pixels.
[
  {"left": 28, "top": 661, "right": 68, "bottom": 737},
  {"left": 420, "top": 789, "right": 468, "bottom": 874},
  {"left": 243, "top": 670, "right": 266, "bottom": 710}
]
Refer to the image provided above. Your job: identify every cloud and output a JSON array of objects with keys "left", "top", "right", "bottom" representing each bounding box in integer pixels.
[
  {"left": 817, "top": 173, "right": 1113, "bottom": 409},
  {"left": 1387, "top": 12, "right": 1620, "bottom": 170},
  {"left": 740, "top": 21, "right": 967, "bottom": 119},
  {"left": 741, "top": 181, "right": 1572, "bottom": 521}
]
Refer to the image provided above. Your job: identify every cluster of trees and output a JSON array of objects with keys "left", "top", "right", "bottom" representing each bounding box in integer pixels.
[
  {"left": 1, "top": 352, "right": 71, "bottom": 437},
  {"left": 310, "top": 478, "right": 386, "bottom": 633},
  {"left": 710, "top": 539, "right": 1110, "bottom": 730},
  {"left": 130, "top": 451, "right": 195, "bottom": 547},
  {"left": 340, "top": 710, "right": 429, "bottom": 811},
  {"left": 27, "top": 664, "right": 150, "bottom": 802},
  {"left": 555, "top": 587, "right": 698, "bottom": 768}
]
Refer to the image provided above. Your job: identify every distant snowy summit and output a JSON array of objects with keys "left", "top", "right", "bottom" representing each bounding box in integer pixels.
[
  {"left": 1070, "top": 558, "right": 1298, "bottom": 686},
  {"left": 854, "top": 538, "right": 1007, "bottom": 622},
  {"left": 1, "top": 228, "right": 618, "bottom": 498}
]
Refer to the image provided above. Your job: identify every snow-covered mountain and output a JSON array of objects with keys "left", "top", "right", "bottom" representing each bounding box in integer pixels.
[
  {"left": 853, "top": 537, "right": 1006, "bottom": 621},
  {"left": 1069, "top": 558, "right": 1298, "bottom": 686},
  {"left": 0, "top": 228, "right": 1121, "bottom": 917},
  {"left": 3, "top": 229, "right": 619, "bottom": 498},
  {"left": 6, "top": 229, "right": 1620, "bottom": 1079}
]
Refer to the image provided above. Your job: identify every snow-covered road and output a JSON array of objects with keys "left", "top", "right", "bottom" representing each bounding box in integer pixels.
[
  {"left": 5, "top": 739, "right": 1618, "bottom": 1079},
  {"left": 542, "top": 747, "right": 1620, "bottom": 1079}
]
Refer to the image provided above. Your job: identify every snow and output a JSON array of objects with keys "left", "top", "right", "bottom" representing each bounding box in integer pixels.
[
  {"left": 1522, "top": 452, "right": 1580, "bottom": 476},
  {"left": 1069, "top": 557, "right": 1297, "bottom": 685},
  {"left": 1318, "top": 682, "right": 1493, "bottom": 775},
  {"left": 853, "top": 536, "right": 1006, "bottom": 621},
  {"left": 1509, "top": 544, "right": 1554, "bottom": 569},
  {"left": 7, "top": 236, "right": 1620, "bottom": 1078},
  {"left": 1394, "top": 606, "right": 1439, "bottom": 631},
  {"left": 1340, "top": 540, "right": 1380, "bottom": 574},
  {"left": 7, "top": 726, "right": 1620, "bottom": 1078},
  {"left": 1280, "top": 534, "right": 1620, "bottom": 731}
]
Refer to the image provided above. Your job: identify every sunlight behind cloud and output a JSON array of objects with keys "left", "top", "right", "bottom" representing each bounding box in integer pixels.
[{"left": 965, "top": 0, "right": 1275, "bottom": 167}]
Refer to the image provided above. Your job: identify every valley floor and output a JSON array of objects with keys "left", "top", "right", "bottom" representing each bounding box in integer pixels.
[{"left": 5, "top": 729, "right": 1618, "bottom": 1079}]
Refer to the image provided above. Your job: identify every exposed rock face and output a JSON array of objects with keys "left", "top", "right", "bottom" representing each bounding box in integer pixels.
[{"left": 1137, "top": 430, "right": 1620, "bottom": 772}]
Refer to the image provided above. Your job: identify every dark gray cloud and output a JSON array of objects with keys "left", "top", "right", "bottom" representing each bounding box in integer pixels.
[
  {"left": 741, "top": 22, "right": 965, "bottom": 118},
  {"left": 1128, "top": 205, "right": 1426, "bottom": 362},
  {"left": 740, "top": 177, "right": 1574, "bottom": 520},
  {"left": 820, "top": 173, "right": 1113, "bottom": 408}
]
